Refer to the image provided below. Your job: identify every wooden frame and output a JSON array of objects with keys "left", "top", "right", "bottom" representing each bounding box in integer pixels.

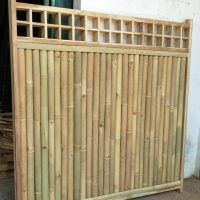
[{"left": 8, "top": 1, "right": 192, "bottom": 200}]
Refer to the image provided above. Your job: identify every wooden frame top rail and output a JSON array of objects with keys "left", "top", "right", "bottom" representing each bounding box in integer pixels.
[{"left": 16, "top": 2, "right": 191, "bottom": 51}]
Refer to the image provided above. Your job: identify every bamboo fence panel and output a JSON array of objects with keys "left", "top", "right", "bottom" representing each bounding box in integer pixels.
[{"left": 15, "top": 45, "right": 188, "bottom": 200}]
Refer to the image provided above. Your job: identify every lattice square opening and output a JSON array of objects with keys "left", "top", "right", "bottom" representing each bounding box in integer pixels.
[
  {"left": 33, "top": 26, "right": 45, "bottom": 38},
  {"left": 155, "top": 24, "right": 163, "bottom": 35},
  {"left": 173, "top": 38, "right": 180, "bottom": 48},
  {"left": 87, "top": 30, "right": 98, "bottom": 42},
  {"left": 164, "top": 25, "right": 172, "bottom": 35},
  {"left": 173, "top": 26, "right": 181, "bottom": 36},
  {"left": 144, "top": 23, "right": 153, "bottom": 34},
  {"left": 164, "top": 37, "right": 171, "bottom": 47},
  {"left": 123, "top": 34, "right": 132, "bottom": 44},
  {"left": 48, "top": 27, "right": 59, "bottom": 39},
  {"left": 111, "top": 33, "right": 121, "bottom": 43},
  {"left": 134, "top": 34, "right": 143, "bottom": 45},
  {"left": 144, "top": 35, "right": 153, "bottom": 46},
  {"left": 87, "top": 16, "right": 98, "bottom": 29},
  {"left": 17, "top": 9, "right": 29, "bottom": 21},
  {"left": 111, "top": 19, "right": 121, "bottom": 31},
  {"left": 99, "top": 31, "right": 109, "bottom": 43},
  {"left": 75, "top": 29, "right": 85, "bottom": 41},
  {"left": 47, "top": 12, "right": 59, "bottom": 25},
  {"left": 123, "top": 21, "right": 132, "bottom": 32},
  {"left": 182, "top": 39, "right": 189, "bottom": 48},
  {"left": 61, "top": 14, "right": 72, "bottom": 26},
  {"left": 183, "top": 27, "right": 189, "bottom": 37},
  {"left": 154, "top": 36, "right": 162, "bottom": 46},
  {"left": 17, "top": 25, "right": 29, "bottom": 37},
  {"left": 32, "top": 11, "right": 44, "bottom": 23},
  {"left": 134, "top": 22, "right": 143, "bottom": 33},
  {"left": 99, "top": 18, "right": 110, "bottom": 30},
  {"left": 61, "top": 29, "right": 72, "bottom": 40},
  {"left": 74, "top": 15, "right": 85, "bottom": 28}
]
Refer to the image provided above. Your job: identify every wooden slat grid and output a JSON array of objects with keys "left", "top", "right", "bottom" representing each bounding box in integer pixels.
[
  {"left": 16, "top": 47, "right": 187, "bottom": 200},
  {"left": 16, "top": 3, "right": 190, "bottom": 49}
]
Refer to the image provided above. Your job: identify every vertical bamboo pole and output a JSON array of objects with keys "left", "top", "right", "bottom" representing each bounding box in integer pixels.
[
  {"left": 143, "top": 56, "right": 152, "bottom": 187},
  {"left": 86, "top": 53, "right": 94, "bottom": 198},
  {"left": 149, "top": 56, "right": 158, "bottom": 186},
  {"left": 110, "top": 54, "right": 117, "bottom": 193},
  {"left": 99, "top": 53, "right": 106, "bottom": 195},
  {"left": 48, "top": 51, "right": 55, "bottom": 200},
  {"left": 81, "top": 52, "right": 87, "bottom": 199},
  {"left": 167, "top": 57, "right": 177, "bottom": 183},
  {"left": 130, "top": 54, "right": 138, "bottom": 189},
  {"left": 120, "top": 54, "right": 128, "bottom": 192},
  {"left": 135, "top": 55, "right": 144, "bottom": 188},
  {"left": 162, "top": 56, "right": 172, "bottom": 183},
  {"left": 125, "top": 55, "right": 134, "bottom": 190},
  {"left": 153, "top": 56, "right": 163, "bottom": 185},
  {"left": 174, "top": 58, "right": 186, "bottom": 181},
  {"left": 61, "top": 51, "right": 68, "bottom": 200},
  {"left": 171, "top": 58, "right": 181, "bottom": 182},
  {"left": 157, "top": 57, "right": 168, "bottom": 184},
  {"left": 92, "top": 52, "right": 100, "bottom": 197},
  {"left": 18, "top": 48, "right": 28, "bottom": 200},
  {"left": 171, "top": 58, "right": 181, "bottom": 181},
  {"left": 74, "top": 52, "right": 82, "bottom": 200},
  {"left": 139, "top": 56, "right": 148, "bottom": 188},
  {"left": 114, "top": 54, "right": 122, "bottom": 192},
  {"left": 104, "top": 54, "right": 112, "bottom": 195},
  {"left": 68, "top": 52, "right": 74, "bottom": 200},
  {"left": 25, "top": 49, "right": 35, "bottom": 200},
  {"left": 55, "top": 51, "right": 61, "bottom": 200},
  {"left": 40, "top": 50, "right": 49, "bottom": 200},
  {"left": 33, "top": 49, "right": 42, "bottom": 200}
]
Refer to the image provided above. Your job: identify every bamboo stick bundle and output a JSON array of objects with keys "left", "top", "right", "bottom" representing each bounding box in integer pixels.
[
  {"left": 149, "top": 56, "right": 158, "bottom": 186},
  {"left": 81, "top": 52, "right": 87, "bottom": 199},
  {"left": 48, "top": 50, "right": 55, "bottom": 200},
  {"left": 86, "top": 52, "right": 94, "bottom": 197},
  {"left": 33, "top": 50, "right": 42, "bottom": 200},
  {"left": 114, "top": 54, "right": 122, "bottom": 193},
  {"left": 171, "top": 58, "right": 181, "bottom": 181},
  {"left": 125, "top": 55, "right": 134, "bottom": 190},
  {"left": 74, "top": 52, "right": 82, "bottom": 200},
  {"left": 110, "top": 54, "right": 117, "bottom": 193},
  {"left": 162, "top": 57, "right": 172, "bottom": 184},
  {"left": 143, "top": 56, "right": 152, "bottom": 187},
  {"left": 40, "top": 50, "right": 49, "bottom": 200},
  {"left": 153, "top": 56, "right": 163, "bottom": 186},
  {"left": 61, "top": 51, "right": 68, "bottom": 200},
  {"left": 104, "top": 54, "right": 112, "bottom": 195},
  {"left": 25, "top": 49, "right": 35, "bottom": 200},
  {"left": 98, "top": 53, "right": 106, "bottom": 195},
  {"left": 174, "top": 58, "right": 186, "bottom": 181},
  {"left": 120, "top": 54, "right": 128, "bottom": 192},
  {"left": 18, "top": 48, "right": 28, "bottom": 200},
  {"left": 167, "top": 57, "right": 177, "bottom": 183},
  {"left": 92, "top": 52, "right": 100, "bottom": 197},
  {"left": 139, "top": 56, "right": 148, "bottom": 188},
  {"left": 67, "top": 52, "right": 74, "bottom": 200},
  {"left": 131, "top": 54, "right": 139, "bottom": 189},
  {"left": 55, "top": 51, "right": 61, "bottom": 200},
  {"left": 134, "top": 55, "right": 144, "bottom": 189},
  {"left": 157, "top": 57, "right": 168, "bottom": 184}
]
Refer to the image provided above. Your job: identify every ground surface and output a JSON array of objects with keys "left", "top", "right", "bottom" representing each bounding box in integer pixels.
[{"left": 0, "top": 177, "right": 199, "bottom": 200}]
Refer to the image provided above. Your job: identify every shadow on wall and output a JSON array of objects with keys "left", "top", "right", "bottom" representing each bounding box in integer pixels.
[{"left": 195, "top": 128, "right": 200, "bottom": 178}]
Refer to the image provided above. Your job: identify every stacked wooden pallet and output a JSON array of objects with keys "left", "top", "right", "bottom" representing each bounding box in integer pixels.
[{"left": 0, "top": 113, "right": 14, "bottom": 179}]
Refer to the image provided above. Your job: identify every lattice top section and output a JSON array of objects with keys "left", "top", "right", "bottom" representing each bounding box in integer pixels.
[{"left": 16, "top": 3, "right": 190, "bottom": 50}]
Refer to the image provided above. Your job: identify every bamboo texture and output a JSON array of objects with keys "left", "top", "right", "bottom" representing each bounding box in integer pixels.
[{"left": 16, "top": 49, "right": 188, "bottom": 200}]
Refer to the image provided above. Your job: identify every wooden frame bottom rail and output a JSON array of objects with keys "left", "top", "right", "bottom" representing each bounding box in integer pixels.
[{"left": 85, "top": 181, "right": 181, "bottom": 200}]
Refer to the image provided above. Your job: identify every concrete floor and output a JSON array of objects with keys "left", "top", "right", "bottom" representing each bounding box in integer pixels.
[{"left": 0, "top": 177, "right": 199, "bottom": 200}]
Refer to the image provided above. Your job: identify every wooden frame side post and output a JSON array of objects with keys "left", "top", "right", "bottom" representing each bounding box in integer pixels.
[
  {"left": 8, "top": 0, "right": 21, "bottom": 200},
  {"left": 180, "top": 19, "right": 193, "bottom": 193}
]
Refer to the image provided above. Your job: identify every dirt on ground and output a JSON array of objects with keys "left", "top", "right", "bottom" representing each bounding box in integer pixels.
[{"left": 0, "top": 177, "right": 199, "bottom": 200}]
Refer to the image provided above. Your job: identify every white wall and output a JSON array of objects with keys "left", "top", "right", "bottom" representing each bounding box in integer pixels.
[{"left": 81, "top": 0, "right": 200, "bottom": 178}]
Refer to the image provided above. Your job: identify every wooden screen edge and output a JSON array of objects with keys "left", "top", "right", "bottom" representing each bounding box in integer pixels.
[
  {"left": 84, "top": 181, "right": 181, "bottom": 200},
  {"left": 180, "top": 19, "right": 193, "bottom": 193},
  {"left": 17, "top": 42, "right": 189, "bottom": 57},
  {"left": 8, "top": 0, "right": 21, "bottom": 200}
]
